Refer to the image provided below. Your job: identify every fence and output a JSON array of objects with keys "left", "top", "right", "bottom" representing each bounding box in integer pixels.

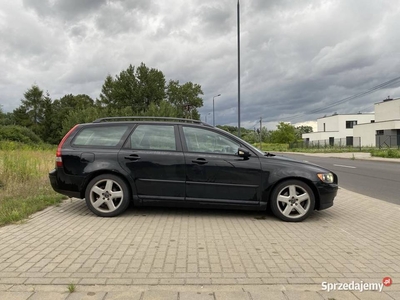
[
  {"left": 290, "top": 137, "right": 362, "bottom": 150},
  {"left": 376, "top": 135, "right": 400, "bottom": 149}
]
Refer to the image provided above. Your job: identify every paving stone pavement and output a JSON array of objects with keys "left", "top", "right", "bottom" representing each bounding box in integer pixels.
[{"left": 0, "top": 188, "right": 399, "bottom": 299}]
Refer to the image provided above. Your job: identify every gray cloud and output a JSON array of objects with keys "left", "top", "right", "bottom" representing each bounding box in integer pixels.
[
  {"left": 1, "top": 0, "right": 400, "bottom": 129},
  {"left": 22, "top": 0, "right": 107, "bottom": 20}
]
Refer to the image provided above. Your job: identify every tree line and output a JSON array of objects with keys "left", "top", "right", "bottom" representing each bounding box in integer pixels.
[
  {"left": 0, "top": 63, "right": 203, "bottom": 144},
  {"left": 0, "top": 62, "right": 312, "bottom": 145},
  {"left": 217, "top": 123, "right": 312, "bottom": 145}
]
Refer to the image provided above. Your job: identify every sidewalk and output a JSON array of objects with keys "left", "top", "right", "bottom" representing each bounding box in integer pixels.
[
  {"left": 0, "top": 188, "right": 399, "bottom": 299},
  {"left": 1, "top": 283, "right": 399, "bottom": 299},
  {"left": 282, "top": 151, "right": 400, "bottom": 162}
]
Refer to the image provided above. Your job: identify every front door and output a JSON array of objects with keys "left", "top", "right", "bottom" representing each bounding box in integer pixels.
[
  {"left": 118, "top": 124, "right": 186, "bottom": 202},
  {"left": 180, "top": 126, "right": 262, "bottom": 206}
]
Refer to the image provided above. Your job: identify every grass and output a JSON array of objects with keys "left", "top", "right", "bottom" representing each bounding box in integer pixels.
[
  {"left": 67, "top": 283, "right": 76, "bottom": 293},
  {"left": 252, "top": 142, "right": 400, "bottom": 159},
  {"left": 370, "top": 148, "right": 400, "bottom": 158},
  {"left": 0, "top": 144, "right": 64, "bottom": 226},
  {"left": 253, "top": 143, "right": 289, "bottom": 152}
]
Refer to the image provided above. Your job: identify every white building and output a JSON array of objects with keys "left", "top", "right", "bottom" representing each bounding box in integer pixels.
[
  {"left": 302, "top": 113, "right": 375, "bottom": 147},
  {"left": 303, "top": 97, "right": 400, "bottom": 147},
  {"left": 353, "top": 97, "right": 400, "bottom": 147}
]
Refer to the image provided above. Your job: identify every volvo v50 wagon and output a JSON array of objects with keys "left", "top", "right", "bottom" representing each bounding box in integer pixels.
[{"left": 49, "top": 117, "right": 338, "bottom": 222}]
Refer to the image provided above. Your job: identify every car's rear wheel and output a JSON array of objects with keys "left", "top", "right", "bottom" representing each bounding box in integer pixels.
[
  {"left": 85, "top": 174, "right": 131, "bottom": 217},
  {"left": 270, "top": 180, "right": 315, "bottom": 222}
]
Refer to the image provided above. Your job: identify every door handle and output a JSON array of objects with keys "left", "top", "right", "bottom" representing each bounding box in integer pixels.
[
  {"left": 124, "top": 154, "right": 140, "bottom": 161},
  {"left": 192, "top": 158, "right": 208, "bottom": 164}
]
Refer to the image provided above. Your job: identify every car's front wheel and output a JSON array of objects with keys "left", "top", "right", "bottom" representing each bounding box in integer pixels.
[
  {"left": 85, "top": 174, "right": 131, "bottom": 217},
  {"left": 270, "top": 180, "right": 315, "bottom": 222}
]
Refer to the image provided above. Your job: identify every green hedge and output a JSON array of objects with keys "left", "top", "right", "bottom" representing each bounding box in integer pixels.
[{"left": 0, "top": 125, "right": 43, "bottom": 145}]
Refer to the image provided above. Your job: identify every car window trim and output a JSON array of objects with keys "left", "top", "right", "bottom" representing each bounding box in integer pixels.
[
  {"left": 123, "top": 123, "right": 182, "bottom": 152},
  {"left": 178, "top": 124, "right": 254, "bottom": 156},
  {"left": 70, "top": 124, "right": 134, "bottom": 149}
]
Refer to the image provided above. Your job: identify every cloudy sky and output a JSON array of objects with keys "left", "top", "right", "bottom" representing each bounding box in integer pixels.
[{"left": 1, "top": 0, "right": 400, "bottom": 130}]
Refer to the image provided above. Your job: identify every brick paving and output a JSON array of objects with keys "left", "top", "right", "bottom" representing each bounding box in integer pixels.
[{"left": 0, "top": 188, "right": 399, "bottom": 299}]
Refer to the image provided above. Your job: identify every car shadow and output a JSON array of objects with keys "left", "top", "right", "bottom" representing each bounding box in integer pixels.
[
  {"left": 122, "top": 204, "right": 276, "bottom": 221},
  {"left": 62, "top": 198, "right": 334, "bottom": 223}
]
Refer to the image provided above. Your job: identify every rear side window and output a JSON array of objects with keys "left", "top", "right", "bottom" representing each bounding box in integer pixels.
[
  {"left": 72, "top": 126, "right": 129, "bottom": 147},
  {"left": 130, "top": 125, "right": 176, "bottom": 151}
]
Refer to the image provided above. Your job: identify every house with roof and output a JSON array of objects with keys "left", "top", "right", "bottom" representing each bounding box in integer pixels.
[
  {"left": 302, "top": 113, "right": 375, "bottom": 147},
  {"left": 353, "top": 97, "right": 400, "bottom": 147},
  {"left": 302, "top": 97, "right": 400, "bottom": 147}
]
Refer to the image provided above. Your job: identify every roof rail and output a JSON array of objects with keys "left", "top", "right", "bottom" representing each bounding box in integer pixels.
[{"left": 92, "top": 116, "right": 211, "bottom": 126}]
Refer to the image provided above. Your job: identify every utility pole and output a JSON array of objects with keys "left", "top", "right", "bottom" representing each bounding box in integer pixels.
[
  {"left": 259, "top": 117, "right": 262, "bottom": 151},
  {"left": 237, "top": 0, "right": 241, "bottom": 138}
]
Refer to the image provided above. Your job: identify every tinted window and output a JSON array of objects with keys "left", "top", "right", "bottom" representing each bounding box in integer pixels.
[
  {"left": 346, "top": 120, "right": 357, "bottom": 128},
  {"left": 183, "top": 127, "right": 239, "bottom": 154},
  {"left": 72, "top": 126, "right": 129, "bottom": 147},
  {"left": 130, "top": 125, "right": 176, "bottom": 151}
]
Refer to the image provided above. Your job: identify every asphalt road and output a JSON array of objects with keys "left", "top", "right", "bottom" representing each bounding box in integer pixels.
[{"left": 278, "top": 153, "right": 400, "bottom": 205}]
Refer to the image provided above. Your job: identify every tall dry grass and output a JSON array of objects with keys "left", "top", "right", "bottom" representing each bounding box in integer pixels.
[{"left": 0, "top": 145, "right": 64, "bottom": 225}]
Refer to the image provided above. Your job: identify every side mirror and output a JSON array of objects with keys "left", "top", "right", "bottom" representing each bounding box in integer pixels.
[{"left": 237, "top": 147, "right": 251, "bottom": 158}]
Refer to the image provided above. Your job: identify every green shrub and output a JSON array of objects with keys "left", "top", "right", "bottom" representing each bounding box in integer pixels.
[
  {"left": 370, "top": 149, "right": 400, "bottom": 158},
  {"left": 253, "top": 143, "right": 289, "bottom": 152},
  {"left": 0, "top": 140, "right": 55, "bottom": 151},
  {"left": 0, "top": 125, "right": 43, "bottom": 144}
]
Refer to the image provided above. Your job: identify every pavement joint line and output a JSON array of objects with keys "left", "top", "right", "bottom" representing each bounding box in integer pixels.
[{"left": 0, "top": 187, "right": 399, "bottom": 299}]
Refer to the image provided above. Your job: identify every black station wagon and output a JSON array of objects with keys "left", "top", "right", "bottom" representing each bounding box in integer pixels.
[{"left": 49, "top": 117, "right": 338, "bottom": 222}]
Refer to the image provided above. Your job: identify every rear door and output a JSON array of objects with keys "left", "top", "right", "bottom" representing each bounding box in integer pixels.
[{"left": 118, "top": 124, "right": 186, "bottom": 203}]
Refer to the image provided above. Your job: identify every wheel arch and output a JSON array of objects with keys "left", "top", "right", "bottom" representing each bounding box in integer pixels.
[
  {"left": 80, "top": 170, "right": 135, "bottom": 202},
  {"left": 265, "top": 176, "right": 321, "bottom": 210}
]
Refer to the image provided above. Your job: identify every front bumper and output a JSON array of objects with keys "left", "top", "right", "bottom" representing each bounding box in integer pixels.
[{"left": 315, "top": 182, "right": 338, "bottom": 210}]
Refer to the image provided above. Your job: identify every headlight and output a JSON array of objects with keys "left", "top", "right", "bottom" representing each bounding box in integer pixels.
[{"left": 317, "top": 173, "right": 334, "bottom": 183}]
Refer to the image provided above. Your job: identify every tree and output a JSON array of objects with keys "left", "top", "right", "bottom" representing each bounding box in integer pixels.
[
  {"left": 14, "top": 85, "right": 48, "bottom": 139},
  {"left": 216, "top": 126, "right": 256, "bottom": 141},
  {"left": 41, "top": 93, "right": 60, "bottom": 144},
  {"left": 144, "top": 100, "right": 180, "bottom": 118},
  {"left": 61, "top": 106, "right": 134, "bottom": 136},
  {"left": 136, "top": 63, "right": 166, "bottom": 109},
  {"left": 98, "top": 63, "right": 166, "bottom": 112},
  {"left": 48, "top": 94, "right": 95, "bottom": 143},
  {"left": 270, "top": 122, "right": 297, "bottom": 144},
  {"left": 0, "top": 106, "right": 7, "bottom": 125},
  {"left": 54, "top": 94, "right": 94, "bottom": 111},
  {"left": 21, "top": 85, "right": 45, "bottom": 125},
  {"left": 295, "top": 125, "right": 313, "bottom": 140},
  {"left": 0, "top": 111, "right": 14, "bottom": 126},
  {"left": 12, "top": 106, "right": 31, "bottom": 127},
  {"left": 166, "top": 80, "right": 203, "bottom": 119}
]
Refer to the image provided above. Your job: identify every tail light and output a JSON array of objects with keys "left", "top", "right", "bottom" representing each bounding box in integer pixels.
[{"left": 56, "top": 125, "right": 78, "bottom": 167}]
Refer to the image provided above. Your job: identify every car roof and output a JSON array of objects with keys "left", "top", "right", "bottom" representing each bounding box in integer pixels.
[{"left": 88, "top": 116, "right": 213, "bottom": 128}]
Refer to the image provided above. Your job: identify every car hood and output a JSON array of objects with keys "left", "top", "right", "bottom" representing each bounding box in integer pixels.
[{"left": 261, "top": 153, "right": 333, "bottom": 173}]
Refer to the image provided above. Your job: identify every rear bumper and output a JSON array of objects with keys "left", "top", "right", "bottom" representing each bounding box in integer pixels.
[
  {"left": 49, "top": 169, "right": 82, "bottom": 198},
  {"left": 316, "top": 182, "right": 338, "bottom": 210}
]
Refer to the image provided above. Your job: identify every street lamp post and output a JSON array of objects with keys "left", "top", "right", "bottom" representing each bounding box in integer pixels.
[
  {"left": 212, "top": 94, "right": 221, "bottom": 127},
  {"left": 237, "top": 0, "right": 241, "bottom": 137}
]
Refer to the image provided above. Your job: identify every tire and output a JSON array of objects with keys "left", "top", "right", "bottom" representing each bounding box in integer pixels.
[
  {"left": 270, "top": 180, "right": 315, "bottom": 222},
  {"left": 85, "top": 174, "right": 131, "bottom": 217}
]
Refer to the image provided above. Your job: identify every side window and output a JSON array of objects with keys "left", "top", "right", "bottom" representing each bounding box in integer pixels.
[
  {"left": 130, "top": 125, "right": 176, "bottom": 151},
  {"left": 72, "top": 126, "right": 129, "bottom": 147},
  {"left": 183, "top": 127, "right": 240, "bottom": 154},
  {"left": 346, "top": 120, "right": 357, "bottom": 128}
]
